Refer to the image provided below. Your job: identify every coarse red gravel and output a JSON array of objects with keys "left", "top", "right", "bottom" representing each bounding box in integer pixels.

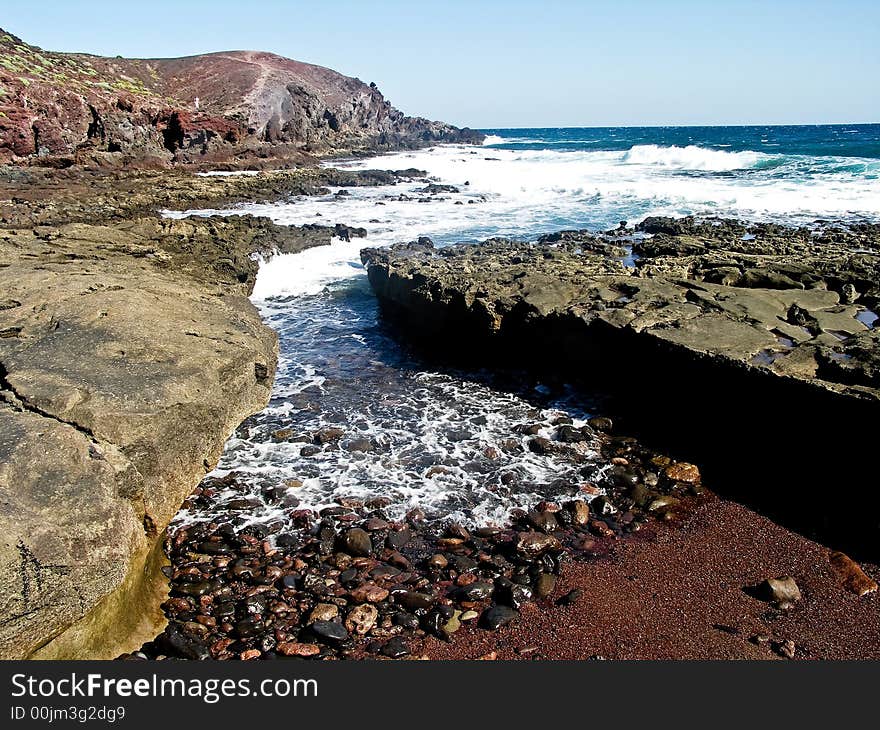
[{"left": 419, "top": 496, "right": 880, "bottom": 660}]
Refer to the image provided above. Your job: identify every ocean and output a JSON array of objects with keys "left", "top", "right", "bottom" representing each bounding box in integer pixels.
[{"left": 169, "top": 125, "right": 880, "bottom": 532}]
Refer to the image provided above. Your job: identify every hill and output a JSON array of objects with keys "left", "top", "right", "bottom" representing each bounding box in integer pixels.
[{"left": 0, "top": 29, "right": 482, "bottom": 168}]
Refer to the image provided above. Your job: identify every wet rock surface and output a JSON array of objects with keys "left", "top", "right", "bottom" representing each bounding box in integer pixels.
[
  {"left": 0, "top": 166, "right": 430, "bottom": 229},
  {"left": 361, "top": 217, "right": 880, "bottom": 396}
]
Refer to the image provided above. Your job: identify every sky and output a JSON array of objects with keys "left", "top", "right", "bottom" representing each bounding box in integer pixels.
[{"left": 2, "top": 0, "right": 878, "bottom": 128}]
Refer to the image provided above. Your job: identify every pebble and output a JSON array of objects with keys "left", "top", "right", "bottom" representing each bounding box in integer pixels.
[
  {"left": 350, "top": 584, "right": 390, "bottom": 603},
  {"left": 567, "top": 499, "right": 590, "bottom": 526},
  {"left": 648, "top": 496, "right": 680, "bottom": 514},
  {"left": 496, "top": 581, "right": 533, "bottom": 609},
  {"left": 309, "top": 620, "right": 349, "bottom": 644},
  {"left": 276, "top": 642, "right": 321, "bottom": 657},
  {"left": 314, "top": 426, "right": 345, "bottom": 444},
  {"left": 763, "top": 576, "right": 802, "bottom": 605},
  {"left": 456, "top": 582, "right": 494, "bottom": 602},
  {"left": 481, "top": 605, "right": 519, "bottom": 630},
  {"left": 557, "top": 424, "right": 590, "bottom": 443},
  {"left": 386, "top": 527, "right": 412, "bottom": 549},
  {"left": 307, "top": 603, "right": 339, "bottom": 623},
  {"left": 345, "top": 605, "right": 379, "bottom": 636},
  {"left": 587, "top": 416, "right": 613, "bottom": 432},
  {"left": 442, "top": 610, "right": 462, "bottom": 634},
  {"left": 394, "top": 591, "right": 436, "bottom": 610},
  {"left": 381, "top": 637, "right": 410, "bottom": 658},
  {"left": 775, "top": 639, "right": 796, "bottom": 659},
  {"left": 342, "top": 527, "right": 372, "bottom": 557},
  {"left": 534, "top": 573, "right": 557, "bottom": 598},
  {"left": 829, "top": 551, "right": 878, "bottom": 596},
  {"left": 556, "top": 589, "right": 583, "bottom": 606},
  {"left": 664, "top": 462, "right": 701, "bottom": 483},
  {"left": 393, "top": 612, "right": 420, "bottom": 630},
  {"left": 427, "top": 553, "right": 449, "bottom": 569},
  {"left": 528, "top": 510, "right": 559, "bottom": 533},
  {"left": 516, "top": 531, "right": 561, "bottom": 557}
]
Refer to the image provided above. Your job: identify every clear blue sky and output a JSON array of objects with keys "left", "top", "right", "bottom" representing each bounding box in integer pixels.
[{"left": 2, "top": 0, "right": 878, "bottom": 127}]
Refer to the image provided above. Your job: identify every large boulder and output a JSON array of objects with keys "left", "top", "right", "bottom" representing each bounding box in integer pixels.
[{"left": 0, "top": 215, "right": 284, "bottom": 658}]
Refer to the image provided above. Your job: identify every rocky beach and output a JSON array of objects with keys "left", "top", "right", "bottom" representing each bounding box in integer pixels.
[{"left": 1, "top": 27, "right": 879, "bottom": 662}]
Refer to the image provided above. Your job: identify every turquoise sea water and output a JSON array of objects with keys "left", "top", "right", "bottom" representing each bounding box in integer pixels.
[{"left": 481, "top": 124, "right": 880, "bottom": 160}]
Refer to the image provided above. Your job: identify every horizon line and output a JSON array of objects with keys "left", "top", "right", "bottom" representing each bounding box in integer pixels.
[{"left": 475, "top": 122, "right": 880, "bottom": 130}]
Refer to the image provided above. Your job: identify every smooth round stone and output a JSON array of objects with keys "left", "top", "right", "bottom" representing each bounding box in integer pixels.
[
  {"left": 480, "top": 605, "right": 519, "bottom": 631},
  {"left": 393, "top": 591, "right": 436, "bottom": 610},
  {"left": 380, "top": 637, "right": 410, "bottom": 658},
  {"left": 534, "top": 573, "right": 557, "bottom": 598},
  {"left": 393, "top": 612, "right": 420, "bottom": 630},
  {"left": 310, "top": 620, "right": 349, "bottom": 644},
  {"left": 587, "top": 416, "right": 613, "bottom": 432},
  {"left": 307, "top": 603, "right": 339, "bottom": 623},
  {"left": 342, "top": 528, "right": 372, "bottom": 557},
  {"left": 427, "top": 553, "right": 449, "bottom": 569},
  {"left": 456, "top": 582, "right": 494, "bottom": 602},
  {"left": 386, "top": 527, "right": 412, "bottom": 549},
  {"left": 276, "top": 642, "right": 321, "bottom": 657}
]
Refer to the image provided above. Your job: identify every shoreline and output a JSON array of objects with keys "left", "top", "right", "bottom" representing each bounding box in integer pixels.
[
  {"left": 2, "top": 158, "right": 878, "bottom": 660},
  {"left": 0, "top": 165, "right": 428, "bottom": 658}
]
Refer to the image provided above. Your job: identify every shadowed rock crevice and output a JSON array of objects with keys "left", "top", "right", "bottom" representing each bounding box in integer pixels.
[{"left": 0, "top": 361, "right": 99, "bottom": 444}]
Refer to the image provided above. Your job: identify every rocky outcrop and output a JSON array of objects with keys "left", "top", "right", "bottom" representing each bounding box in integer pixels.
[
  {"left": 362, "top": 219, "right": 880, "bottom": 552},
  {"left": 0, "top": 29, "right": 483, "bottom": 168},
  {"left": 0, "top": 214, "right": 331, "bottom": 659},
  {"left": 0, "top": 165, "right": 427, "bottom": 228}
]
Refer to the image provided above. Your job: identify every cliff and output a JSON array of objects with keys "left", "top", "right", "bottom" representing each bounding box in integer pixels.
[{"left": 0, "top": 29, "right": 483, "bottom": 168}]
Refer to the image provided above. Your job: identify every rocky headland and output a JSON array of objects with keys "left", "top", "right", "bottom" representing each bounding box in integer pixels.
[{"left": 0, "top": 28, "right": 483, "bottom": 169}]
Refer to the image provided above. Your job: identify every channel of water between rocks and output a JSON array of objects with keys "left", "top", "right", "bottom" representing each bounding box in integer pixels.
[{"left": 134, "top": 161, "right": 879, "bottom": 660}]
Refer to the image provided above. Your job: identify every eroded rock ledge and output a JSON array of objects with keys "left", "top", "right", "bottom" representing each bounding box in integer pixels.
[
  {"left": 362, "top": 218, "right": 880, "bottom": 552},
  {"left": 0, "top": 213, "right": 333, "bottom": 659}
]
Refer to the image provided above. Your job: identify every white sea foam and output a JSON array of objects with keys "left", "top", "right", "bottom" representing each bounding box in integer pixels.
[
  {"left": 621, "top": 143, "right": 767, "bottom": 170},
  {"left": 174, "top": 144, "right": 880, "bottom": 306},
  {"left": 250, "top": 237, "right": 367, "bottom": 299}
]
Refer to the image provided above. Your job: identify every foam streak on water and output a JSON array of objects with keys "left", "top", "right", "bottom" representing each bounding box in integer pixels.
[{"left": 174, "top": 281, "right": 606, "bottom": 531}]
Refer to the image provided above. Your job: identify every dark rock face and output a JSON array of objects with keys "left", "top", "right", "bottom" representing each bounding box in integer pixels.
[
  {"left": 361, "top": 219, "right": 880, "bottom": 552},
  {"left": 0, "top": 29, "right": 483, "bottom": 168}
]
